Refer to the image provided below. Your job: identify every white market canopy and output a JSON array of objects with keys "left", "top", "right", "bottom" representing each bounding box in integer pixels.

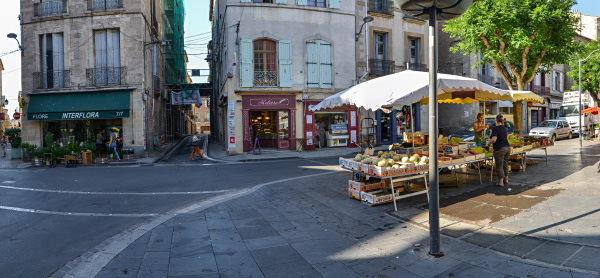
[{"left": 309, "top": 70, "right": 511, "bottom": 112}]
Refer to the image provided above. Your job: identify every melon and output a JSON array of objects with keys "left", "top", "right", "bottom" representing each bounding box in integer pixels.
[
  {"left": 377, "top": 159, "right": 388, "bottom": 167},
  {"left": 401, "top": 157, "right": 409, "bottom": 163}
]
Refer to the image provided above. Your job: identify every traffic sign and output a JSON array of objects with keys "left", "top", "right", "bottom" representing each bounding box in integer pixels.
[{"left": 13, "top": 112, "right": 20, "bottom": 120}]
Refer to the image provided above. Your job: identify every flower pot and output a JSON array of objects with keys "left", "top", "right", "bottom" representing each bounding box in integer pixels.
[
  {"left": 11, "top": 148, "right": 22, "bottom": 159},
  {"left": 22, "top": 150, "right": 32, "bottom": 162}
]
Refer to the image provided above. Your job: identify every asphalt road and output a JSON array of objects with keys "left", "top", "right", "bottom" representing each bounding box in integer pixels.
[{"left": 0, "top": 143, "right": 339, "bottom": 278}]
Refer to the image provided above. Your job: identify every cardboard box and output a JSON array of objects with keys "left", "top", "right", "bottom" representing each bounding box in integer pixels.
[
  {"left": 361, "top": 188, "right": 402, "bottom": 205},
  {"left": 339, "top": 157, "right": 350, "bottom": 168},
  {"left": 348, "top": 187, "right": 361, "bottom": 199},
  {"left": 348, "top": 180, "right": 387, "bottom": 192},
  {"left": 370, "top": 165, "right": 389, "bottom": 177},
  {"left": 438, "top": 157, "right": 452, "bottom": 166}
]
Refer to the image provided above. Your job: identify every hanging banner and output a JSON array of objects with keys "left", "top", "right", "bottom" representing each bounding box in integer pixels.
[
  {"left": 171, "top": 90, "right": 202, "bottom": 106},
  {"left": 228, "top": 100, "right": 236, "bottom": 149}
]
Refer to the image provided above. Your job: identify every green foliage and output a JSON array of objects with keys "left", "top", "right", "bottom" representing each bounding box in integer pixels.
[
  {"left": 45, "top": 133, "right": 54, "bottom": 148},
  {"left": 20, "top": 142, "right": 37, "bottom": 152},
  {"left": 444, "top": 0, "right": 580, "bottom": 90},
  {"left": 42, "top": 147, "right": 49, "bottom": 154},
  {"left": 567, "top": 40, "right": 600, "bottom": 103},
  {"left": 4, "top": 128, "right": 21, "bottom": 147},
  {"left": 32, "top": 151, "right": 42, "bottom": 158}
]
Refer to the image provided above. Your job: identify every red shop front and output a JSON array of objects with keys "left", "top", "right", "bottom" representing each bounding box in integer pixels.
[
  {"left": 304, "top": 100, "right": 358, "bottom": 150},
  {"left": 242, "top": 94, "right": 297, "bottom": 152}
]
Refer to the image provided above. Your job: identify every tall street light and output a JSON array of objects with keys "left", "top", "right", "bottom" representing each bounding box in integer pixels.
[
  {"left": 7, "top": 33, "right": 23, "bottom": 51},
  {"left": 395, "top": 0, "right": 471, "bottom": 257},
  {"left": 579, "top": 49, "right": 598, "bottom": 147}
]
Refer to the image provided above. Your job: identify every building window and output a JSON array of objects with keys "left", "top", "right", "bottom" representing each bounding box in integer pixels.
[
  {"left": 308, "top": 0, "right": 326, "bottom": 7},
  {"left": 93, "top": 29, "right": 122, "bottom": 86},
  {"left": 253, "top": 0, "right": 273, "bottom": 2},
  {"left": 370, "top": 33, "right": 394, "bottom": 76},
  {"left": 90, "top": 0, "right": 122, "bottom": 10},
  {"left": 253, "top": 39, "right": 277, "bottom": 87},
  {"left": 37, "top": 33, "right": 66, "bottom": 89},
  {"left": 408, "top": 38, "right": 423, "bottom": 71}
]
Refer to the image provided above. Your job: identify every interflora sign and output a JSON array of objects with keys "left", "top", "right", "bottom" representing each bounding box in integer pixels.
[{"left": 28, "top": 110, "right": 129, "bottom": 120}]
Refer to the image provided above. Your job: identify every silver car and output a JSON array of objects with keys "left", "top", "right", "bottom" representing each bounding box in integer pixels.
[{"left": 528, "top": 120, "right": 572, "bottom": 141}]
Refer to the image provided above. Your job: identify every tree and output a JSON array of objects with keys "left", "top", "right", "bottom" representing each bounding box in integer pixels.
[
  {"left": 444, "top": 0, "right": 580, "bottom": 134},
  {"left": 567, "top": 40, "right": 600, "bottom": 104}
]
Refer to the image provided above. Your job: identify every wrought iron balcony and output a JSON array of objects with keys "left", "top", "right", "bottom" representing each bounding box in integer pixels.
[
  {"left": 531, "top": 84, "right": 550, "bottom": 96},
  {"left": 33, "top": 70, "right": 71, "bottom": 90},
  {"left": 86, "top": 67, "right": 127, "bottom": 87},
  {"left": 34, "top": 0, "right": 67, "bottom": 17},
  {"left": 368, "top": 0, "right": 395, "bottom": 16},
  {"left": 254, "top": 70, "right": 278, "bottom": 87},
  {"left": 87, "top": 0, "right": 123, "bottom": 11},
  {"left": 407, "top": 63, "right": 427, "bottom": 72},
  {"left": 369, "top": 59, "right": 395, "bottom": 76}
]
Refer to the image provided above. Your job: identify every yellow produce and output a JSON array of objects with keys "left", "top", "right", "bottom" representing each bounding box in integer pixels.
[
  {"left": 378, "top": 151, "right": 384, "bottom": 157},
  {"left": 377, "top": 159, "right": 388, "bottom": 167},
  {"left": 387, "top": 158, "right": 395, "bottom": 165},
  {"left": 401, "top": 157, "right": 409, "bottom": 163}
]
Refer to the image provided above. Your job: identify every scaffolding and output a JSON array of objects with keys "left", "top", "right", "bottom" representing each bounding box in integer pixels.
[{"left": 163, "top": 0, "right": 186, "bottom": 85}]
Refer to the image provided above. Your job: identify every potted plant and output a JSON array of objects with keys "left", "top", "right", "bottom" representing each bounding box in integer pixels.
[
  {"left": 5, "top": 127, "right": 22, "bottom": 159},
  {"left": 20, "top": 142, "right": 37, "bottom": 162},
  {"left": 31, "top": 150, "right": 43, "bottom": 166}
]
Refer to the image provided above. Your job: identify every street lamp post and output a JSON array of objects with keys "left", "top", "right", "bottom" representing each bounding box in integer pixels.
[
  {"left": 578, "top": 49, "right": 598, "bottom": 147},
  {"left": 395, "top": 0, "right": 471, "bottom": 257}
]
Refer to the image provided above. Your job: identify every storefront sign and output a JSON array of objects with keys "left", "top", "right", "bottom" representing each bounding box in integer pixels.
[
  {"left": 307, "top": 115, "right": 312, "bottom": 124},
  {"left": 28, "top": 110, "right": 129, "bottom": 120},
  {"left": 242, "top": 95, "right": 295, "bottom": 110},
  {"left": 350, "top": 111, "right": 356, "bottom": 127},
  {"left": 171, "top": 90, "right": 202, "bottom": 106},
  {"left": 19, "top": 97, "right": 27, "bottom": 108},
  {"left": 228, "top": 100, "right": 236, "bottom": 149},
  {"left": 350, "top": 130, "right": 357, "bottom": 144},
  {"left": 307, "top": 131, "right": 313, "bottom": 145}
]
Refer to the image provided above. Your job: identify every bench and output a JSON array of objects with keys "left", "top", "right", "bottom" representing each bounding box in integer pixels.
[{"left": 57, "top": 155, "right": 83, "bottom": 168}]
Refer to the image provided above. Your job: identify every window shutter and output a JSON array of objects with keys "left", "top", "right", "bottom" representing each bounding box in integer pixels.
[
  {"left": 552, "top": 71, "right": 556, "bottom": 91},
  {"left": 329, "top": 0, "right": 340, "bottom": 9},
  {"left": 296, "top": 0, "right": 308, "bottom": 5},
  {"left": 239, "top": 37, "right": 253, "bottom": 87},
  {"left": 278, "top": 39, "right": 292, "bottom": 87},
  {"left": 307, "top": 41, "right": 319, "bottom": 88},
  {"left": 318, "top": 41, "right": 332, "bottom": 88},
  {"left": 275, "top": 0, "right": 287, "bottom": 3},
  {"left": 240, "top": 0, "right": 251, "bottom": 3},
  {"left": 560, "top": 72, "right": 564, "bottom": 92}
]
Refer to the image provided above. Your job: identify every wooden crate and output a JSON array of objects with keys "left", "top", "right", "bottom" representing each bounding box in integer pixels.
[{"left": 82, "top": 152, "right": 93, "bottom": 164}]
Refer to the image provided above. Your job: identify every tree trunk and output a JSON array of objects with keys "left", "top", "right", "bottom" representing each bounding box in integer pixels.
[{"left": 513, "top": 82, "right": 526, "bottom": 136}]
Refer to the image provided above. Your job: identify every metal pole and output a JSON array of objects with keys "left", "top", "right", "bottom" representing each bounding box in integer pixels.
[
  {"left": 427, "top": 7, "right": 442, "bottom": 257},
  {"left": 579, "top": 59, "right": 582, "bottom": 148}
]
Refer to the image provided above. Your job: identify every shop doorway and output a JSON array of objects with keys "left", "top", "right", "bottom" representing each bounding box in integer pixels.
[
  {"left": 314, "top": 112, "right": 349, "bottom": 148},
  {"left": 249, "top": 110, "right": 290, "bottom": 150},
  {"left": 377, "top": 110, "right": 392, "bottom": 144}
]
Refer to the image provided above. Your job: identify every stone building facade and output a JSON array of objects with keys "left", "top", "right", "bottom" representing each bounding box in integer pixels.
[{"left": 19, "top": 0, "right": 167, "bottom": 157}]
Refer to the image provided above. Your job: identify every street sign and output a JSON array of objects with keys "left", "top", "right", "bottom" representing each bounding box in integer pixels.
[
  {"left": 19, "top": 97, "right": 27, "bottom": 108},
  {"left": 13, "top": 112, "right": 20, "bottom": 120}
]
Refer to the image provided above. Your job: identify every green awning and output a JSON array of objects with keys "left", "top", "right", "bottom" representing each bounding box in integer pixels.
[{"left": 27, "top": 90, "right": 130, "bottom": 120}]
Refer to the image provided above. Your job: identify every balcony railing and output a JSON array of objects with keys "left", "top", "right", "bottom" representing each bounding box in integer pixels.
[
  {"left": 531, "top": 84, "right": 550, "bottom": 96},
  {"left": 86, "top": 67, "right": 127, "bottom": 87},
  {"left": 87, "top": 0, "right": 123, "bottom": 11},
  {"left": 34, "top": 0, "right": 67, "bottom": 17},
  {"left": 368, "top": 0, "right": 394, "bottom": 16},
  {"left": 33, "top": 70, "right": 71, "bottom": 90},
  {"left": 369, "top": 59, "right": 395, "bottom": 76},
  {"left": 254, "top": 70, "right": 278, "bottom": 87},
  {"left": 407, "top": 63, "right": 427, "bottom": 72}
]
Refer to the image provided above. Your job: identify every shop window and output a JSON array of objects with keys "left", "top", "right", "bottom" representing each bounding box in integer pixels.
[
  {"left": 279, "top": 111, "right": 289, "bottom": 140},
  {"left": 307, "top": 40, "right": 332, "bottom": 88},
  {"left": 251, "top": 111, "right": 277, "bottom": 142}
]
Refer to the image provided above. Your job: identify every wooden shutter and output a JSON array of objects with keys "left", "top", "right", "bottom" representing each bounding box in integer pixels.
[
  {"left": 329, "top": 0, "right": 340, "bottom": 9},
  {"left": 552, "top": 71, "right": 556, "bottom": 91},
  {"left": 278, "top": 39, "right": 293, "bottom": 87},
  {"left": 275, "top": 0, "right": 287, "bottom": 3},
  {"left": 239, "top": 37, "right": 253, "bottom": 87},
  {"left": 560, "top": 72, "right": 564, "bottom": 92},
  {"left": 296, "top": 0, "right": 308, "bottom": 5},
  {"left": 318, "top": 41, "right": 332, "bottom": 88},
  {"left": 307, "top": 41, "right": 319, "bottom": 88}
]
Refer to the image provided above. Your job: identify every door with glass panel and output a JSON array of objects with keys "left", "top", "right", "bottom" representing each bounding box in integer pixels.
[{"left": 278, "top": 111, "right": 289, "bottom": 149}]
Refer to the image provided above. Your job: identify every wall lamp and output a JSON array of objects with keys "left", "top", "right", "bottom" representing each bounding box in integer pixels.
[
  {"left": 355, "top": 16, "right": 374, "bottom": 42},
  {"left": 7, "top": 33, "right": 23, "bottom": 51}
]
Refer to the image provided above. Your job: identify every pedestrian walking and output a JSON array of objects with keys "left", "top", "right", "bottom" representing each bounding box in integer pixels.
[
  {"left": 487, "top": 114, "right": 511, "bottom": 186},
  {"left": 1, "top": 136, "right": 7, "bottom": 157},
  {"left": 314, "top": 123, "right": 322, "bottom": 149},
  {"left": 108, "top": 129, "right": 120, "bottom": 161},
  {"left": 190, "top": 131, "right": 205, "bottom": 160}
]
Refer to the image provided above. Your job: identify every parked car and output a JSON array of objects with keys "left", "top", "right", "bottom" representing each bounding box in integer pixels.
[
  {"left": 528, "top": 120, "right": 572, "bottom": 141},
  {"left": 449, "top": 118, "right": 514, "bottom": 141}
]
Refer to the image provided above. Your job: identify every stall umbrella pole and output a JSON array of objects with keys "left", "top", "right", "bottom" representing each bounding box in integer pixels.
[{"left": 411, "top": 104, "right": 414, "bottom": 149}]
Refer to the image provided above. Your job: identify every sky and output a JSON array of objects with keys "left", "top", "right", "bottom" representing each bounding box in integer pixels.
[{"left": 0, "top": 1, "right": 598, "bottom": 119}]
